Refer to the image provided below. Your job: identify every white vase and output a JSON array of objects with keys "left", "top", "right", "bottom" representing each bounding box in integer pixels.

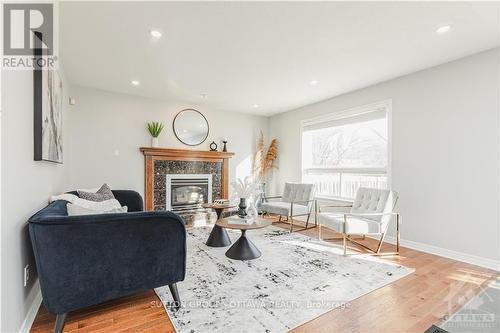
[
  {"left": 247, "top": 198, "right": 259, "bottom": 218},
  {"left": 151, "top": 137, "right": 159, "bottom": 147}
]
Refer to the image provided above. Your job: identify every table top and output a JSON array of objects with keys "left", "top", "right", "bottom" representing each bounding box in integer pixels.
[
  {"left": 202, "top": 203, "right": 236, "bottom": 209},
  {"left": 216, "top": 217, "right": 272, "bottom": 230}
]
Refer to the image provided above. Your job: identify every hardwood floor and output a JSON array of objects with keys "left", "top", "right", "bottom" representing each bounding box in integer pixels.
[{"left": 31, "top": 218, "right": 499, "bottom": 333}]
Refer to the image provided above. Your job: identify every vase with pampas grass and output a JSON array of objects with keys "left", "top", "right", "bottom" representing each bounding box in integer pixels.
[
  {"left": 252, "top": 130, "right": 278, "bottom": 212},
  {"left": 231, "top": 176, "right": 257, "bottom": 218}
]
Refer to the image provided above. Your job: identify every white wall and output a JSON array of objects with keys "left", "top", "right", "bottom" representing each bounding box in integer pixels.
[
  {"left": 67, "top": 86, "right": 269, "bottom": 197},
  {"left": 1, "top": 69, "right": 71, "bottom": 332},
  {"left": 269, "top": 48, "right": 499, "bottom": 266}
]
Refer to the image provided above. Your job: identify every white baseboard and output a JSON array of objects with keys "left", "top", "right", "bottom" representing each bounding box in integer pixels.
[
  {"left": 19, "top": 282, "right": 42, "bottom": 333},
  {"left": 297, "top": 216, "right": 499, "bottom": 271},
  {"left": 382, "top": 235, "right": 500, "bottom": 272}
]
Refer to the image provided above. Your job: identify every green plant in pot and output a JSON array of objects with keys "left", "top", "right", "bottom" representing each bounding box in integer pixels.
[{"left": 147, "top": 121, "right": 164, "bottom": 148}]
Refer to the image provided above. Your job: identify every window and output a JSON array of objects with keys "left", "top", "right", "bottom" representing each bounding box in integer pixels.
[{"left": 301, "top": 101, "right": 390, "bottom": 200}]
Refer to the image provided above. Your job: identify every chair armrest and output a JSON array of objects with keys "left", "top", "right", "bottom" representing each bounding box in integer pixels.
[
  {"left": 343, "top": 212, "right": 400, "bottom": 225},
  {"left": 262, "top": 195, "right": 282, "bottom": 202},
  {"left": 290, "top": 199, "right": 315, "bottom": 206},
  {"left": 318, "top": 203, "right": 353, "bottom": 212},
  {"left": 344, "top": 212, "right": 398, "bottom": 218}
]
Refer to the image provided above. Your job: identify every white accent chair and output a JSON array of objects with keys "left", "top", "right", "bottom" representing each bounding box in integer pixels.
[
  {"left": 261, "top": 182, "right": 315, "bottom": 232},
  {"left": 316, "top": 187, "right": 400, "bottom": 256}
]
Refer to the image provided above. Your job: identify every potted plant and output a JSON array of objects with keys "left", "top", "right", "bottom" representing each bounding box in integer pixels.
[{"left": 147, "top": 121, "right": 164, "bottom": 147}]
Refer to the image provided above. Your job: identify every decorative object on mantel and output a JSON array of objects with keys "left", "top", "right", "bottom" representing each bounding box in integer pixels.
[
  {"left": 147, "top": 121, "right": 164, "bottom": 148},
  {"left": 34, "top": 59, "right": 63, "bottom": 163},
  {"left": 173, "top": 109, "right": 209, "bottom": 146},
  {"left": 222, "top": 138, "right": 228, "bottom": 152},
  {"left": 209, "top": 141, "right": 218, "bottom": 151},
  {"left": 252, "top": 130, "right": 278, "bottom": 212}
]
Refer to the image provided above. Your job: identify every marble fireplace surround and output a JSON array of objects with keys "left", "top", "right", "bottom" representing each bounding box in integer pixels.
[{"left": 140, "top": 148, "right": 234, "bottom": 211}]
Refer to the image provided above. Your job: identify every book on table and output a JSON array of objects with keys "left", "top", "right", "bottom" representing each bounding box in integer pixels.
[{"left": 214, "top": 199, "right": 230, "bottom": 205}]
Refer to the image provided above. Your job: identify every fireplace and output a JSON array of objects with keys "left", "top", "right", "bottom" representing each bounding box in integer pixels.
[
  {"left": 166, "top": 174, "right": 212, "bottom": 214},
  {"left": 140, "top": 148, "right": 234, "bottom": 212}
]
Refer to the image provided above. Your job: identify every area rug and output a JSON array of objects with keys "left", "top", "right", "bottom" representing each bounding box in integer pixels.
[{"left": 155, "top": 226, "right": 413, "bottom": 333}]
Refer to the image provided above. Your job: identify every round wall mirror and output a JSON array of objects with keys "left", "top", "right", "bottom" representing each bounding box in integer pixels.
[{"left": 173, "top": 109, "right": 209, "bottom": 146}]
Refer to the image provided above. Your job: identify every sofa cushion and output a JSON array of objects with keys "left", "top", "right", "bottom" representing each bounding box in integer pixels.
[
  {"left": 78, "top": 184, "right": 115, "bottom": 202},
  {"left": 67, "top": 203, "right": 128, "bottom": 216}
]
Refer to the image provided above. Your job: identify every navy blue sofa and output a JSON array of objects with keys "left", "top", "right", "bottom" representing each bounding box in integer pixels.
[{"left": 28, "top": 190, "right": 186, "bottom": 333}]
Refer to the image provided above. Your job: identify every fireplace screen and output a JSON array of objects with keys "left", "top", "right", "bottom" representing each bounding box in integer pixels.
[
  {"left": 172, "top": 184, "right": 207, "bottom": 207},
  {"left": 166, "top": 175, "right": 212, "bottom": 213}
]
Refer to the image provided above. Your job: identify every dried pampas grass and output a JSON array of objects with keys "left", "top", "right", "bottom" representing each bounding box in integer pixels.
[{"left": 253, "top": 131, "right": 278, "bottom": 182}]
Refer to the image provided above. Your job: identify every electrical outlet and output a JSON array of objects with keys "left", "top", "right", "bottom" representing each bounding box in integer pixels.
[{"left": 24, "top": 264, "right": 30, "bottom": 287}]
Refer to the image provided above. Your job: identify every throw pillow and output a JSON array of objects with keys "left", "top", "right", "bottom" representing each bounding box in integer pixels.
[
  {"left": 78, "top": 184, "right": 114, "bottom": 202},
  {"left": 72, "top": 198, "right": 122, "bottom": 211},
  {"left": 67, "top": 203, "right": 128, "bottom": 216}
]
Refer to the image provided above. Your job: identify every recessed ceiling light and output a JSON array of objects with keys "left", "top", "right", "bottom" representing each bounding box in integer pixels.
[
  {"left": 253, "top": 104, "right": 259, "bottom": 108},
  {"left": 436, "top": 25, "right": 451, "bottom": 34},
  {"left": 200, "top": 93, "right": 207, "bottom": 98},
  {"left": 150, "top": 30, "right": 162, "bottom": 38},
  {"left": 309, "top": 80, "right": 319, "bottom": 85},
  {"left": 130, "top": 80, "right": 140, "bottom": 86}
]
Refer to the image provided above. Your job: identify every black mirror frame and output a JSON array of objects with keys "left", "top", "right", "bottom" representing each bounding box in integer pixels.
[{"left": 173, "top": 109, "right": 210, "bottom": 146}]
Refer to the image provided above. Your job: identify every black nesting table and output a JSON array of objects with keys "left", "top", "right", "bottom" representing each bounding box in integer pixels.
[
  {"left": 203, "top": 203, "right": 235, "bottom": 247},
  {"left": 216, "top": 217, "right": 272, "bottom": 260}
]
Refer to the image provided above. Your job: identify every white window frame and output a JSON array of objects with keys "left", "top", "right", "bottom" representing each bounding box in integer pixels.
[{"left": 300, "top": 99, "right": 392, "bottom": 201}]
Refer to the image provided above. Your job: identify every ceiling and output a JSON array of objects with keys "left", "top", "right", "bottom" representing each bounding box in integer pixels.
[{"left": 59, "top": 1, "right": 499, "bottom": 116}]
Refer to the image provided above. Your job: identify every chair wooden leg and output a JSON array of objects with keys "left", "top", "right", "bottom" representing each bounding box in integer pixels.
[
  {"left": 318, "top": 224, "right": 322, "bottom": 240},
  {"left": 396, "top": 214, "right": 400, "bottom": 253},
  {"left": 53, "top": 313, "right": 67, "bottom": 333},
  {"left": 289, "top": 216, "right": 293, "bottom": 232},
  {"left": 314, "top": 200, "right": 318, "bottom": 227},
  {"left": 278, "top": 215, "right": 282, "bottom": 223},
  {"left": 305, "top": 212, "right": 311, "bottom": 229},
  {"left": 343, "top": 234, "right": 347, "bottom": 256},
  {"left": 375, "top": 233, "right": 386, "bottom": 254}
]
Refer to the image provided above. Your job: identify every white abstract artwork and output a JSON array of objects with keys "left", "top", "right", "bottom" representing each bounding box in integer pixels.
[{"left": 35, "top": 69, "right": 63, "bottom": 163}]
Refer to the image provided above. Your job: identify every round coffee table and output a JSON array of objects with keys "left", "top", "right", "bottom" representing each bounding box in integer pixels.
[
  {"left": 203, "top": 203, "right": 236, "bottom": 247},
  {"left": 216, "top": 217, "right": 272, "bottom": 260}
]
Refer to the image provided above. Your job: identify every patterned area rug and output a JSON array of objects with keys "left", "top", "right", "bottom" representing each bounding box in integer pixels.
[{"left": 155, "top": 225, "right": 413, "bottom": 333}]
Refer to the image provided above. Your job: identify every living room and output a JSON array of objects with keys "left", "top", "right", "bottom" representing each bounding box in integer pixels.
[{"left": 1, "top": 1, "right": 499, "bottom": 333}]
